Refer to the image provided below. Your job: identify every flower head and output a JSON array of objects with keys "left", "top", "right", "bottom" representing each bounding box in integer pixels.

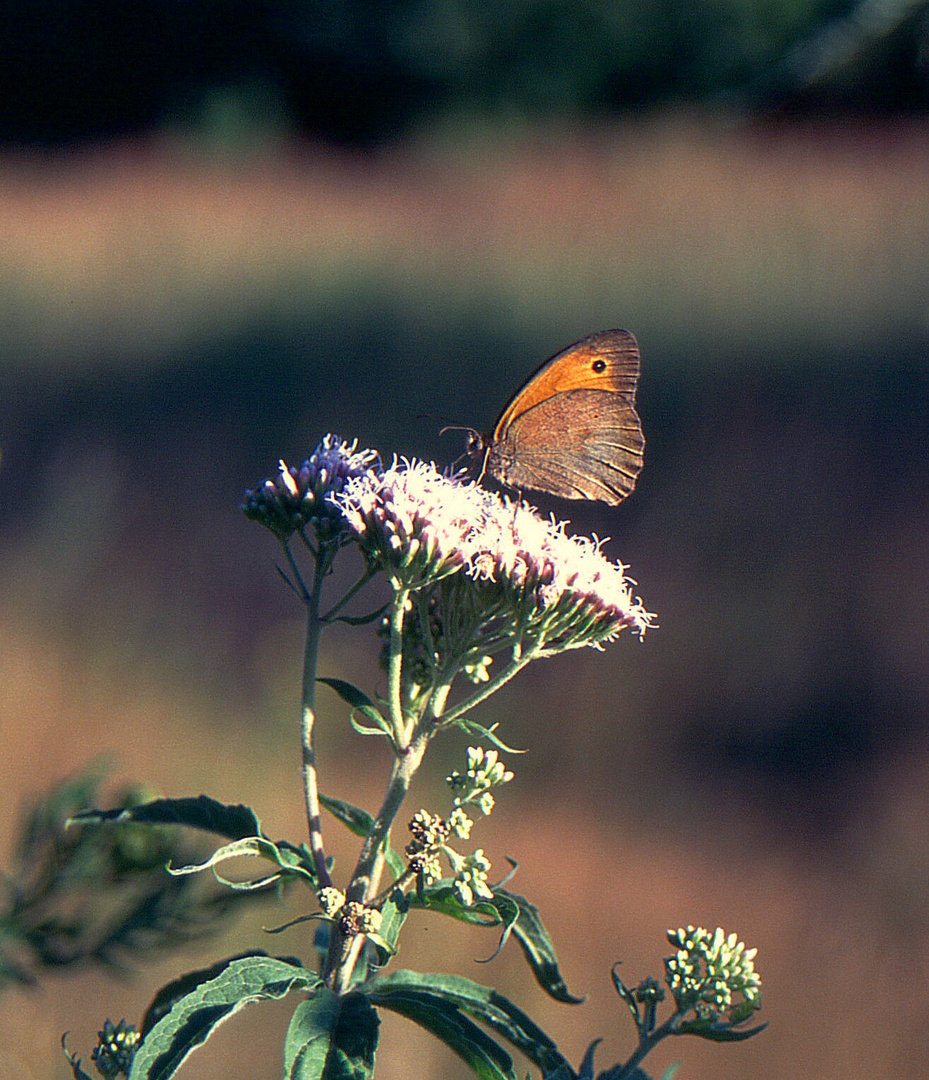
[
  {"left": 447, "top": 746, "right": 513, "bottom": 816},
  {"left": 242, "top": 434, "right": 380, "bottom": 542},
  {"left": 337, "top": 900, "right": 383, "bottom": 938},
  {"left": 334, "top": 458, "right": 486, "bottom": 588},
  {"left": 334, "top": 459, "right": 653, "bottom": 653},
  {"left": 317, "top": 886, "right": 346, "bottom": 918},
  {"left": 664, "top": 926, "right": 762, "bottom": 1020},
  {"left": 405, "top": 809, "right": 449, "bottom": 883},
  {"left": 453, "top": 849, "right": 494, "bottom": 907},
  {"left": 467, "top": 497, "right": 653, "bottom": 648}
]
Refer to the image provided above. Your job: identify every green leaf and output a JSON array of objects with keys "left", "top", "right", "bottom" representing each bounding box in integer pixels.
[
  {"left": 285, "top": 989, "right": 379, "bottom": 1080},
  {"left": 318, "top": 795, "right": 404, "bottom": 880},
  {"left": 317, "top": 678, "right": 390, "bottom": 736},
  {"left": 361, "top": 970, "right": 571, "bottom": 1078},
  {"left": 285, "top": 992, "right": 340, "bottom": 1078},
  {"left": 140, "top": 951, "right": 284, "bottom": 1034},
  {"left": 728, "top": 995, "right": 763, "bottom": 1025},
  {"left": 609, "top": 964, "right": 640, "bottom": 1026},
  {"left": 449, "top": 720, "right": 525, "bottom": 755},
  {"left": 128, "top": 954, "right": 317, "bottom": 1080},
  {"left": 167, "top": 836, "right": 316, "bottom": 889},
  {"left": 383, "top": 842, "right": 406, "bottom": 882},
  {"left": 319, "top": 795, "right": 375, "bottom": 838},
  {"left": 332, "top": 605, "right": 388, "bottom": 627},
  {"left": 658, "top": 1063, "right": 682, "bottom": 1080},
  {"left": 676, "top": 1017, "right": 768, "bottom": 1042},
  {"left": 573, "top": 1039, "right": 600, "bottom": 1080},
  {"left": 406, "top": 884, "right": 581, "bottom": 1003},
  {"left": 69, "top": 796, "right": 263, "bottom": 841},
  {"left": 410, "top": 883, "right": 504, "bottom": 928},
  {"left": 364, "top": 983, "right": 516, "bottom": 1080},
  {"left": 493, "top": 888, "right": 584, "bottom": 1004},
  {"left": 375, "top": 887, "right": 411, "bottom": 955}
]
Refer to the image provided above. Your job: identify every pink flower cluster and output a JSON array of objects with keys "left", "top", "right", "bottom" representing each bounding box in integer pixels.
[{"left": 335, "top": 459, "right": 652, "bottom": 646}]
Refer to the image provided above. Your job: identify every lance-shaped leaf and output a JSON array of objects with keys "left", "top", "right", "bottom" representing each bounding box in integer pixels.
[
  {"left": 128, "top": 954, "right": 317, "bottom": 1080},
  {"left": 62, "top": 1035, "right": 97, "bottom": 1080},
  {"left": 406, "top": 884, "right": 580, "bottom": 1002},
  {"left": 69, "top": 796, "right": 263, "bottom": 842},
  {"left": 409, "top": 882, "right": 505, "bottom": 929},
  {"left": 318, "top": 795, "right": 375, "bottom": 838},
  {"left": 284, "top": 988, "right": 380, "bottom": 1080},
  {"left": 361, "top": 970, "right": 572, "bottom": 1079},
  {"left": 317, "top": 678, "right": 391, "bottom": 737},
  {"left": 494, "top": 888, "right": 583, "bottom": 1004},
  {"left": 610, "top": 965, "right": 642, "bottom": 1027},
  {"left": 676, "top": 1016, "right": 768, "bottom": 1042},
  {"left": 446, "top": 719, "right": 525, "bottom": 755},
  {"left": 363, "top": 980, "right": 516, "bottom": 1080},
  {"left": 167, "top": 836, "right": 317, "bottom": 889},
  {"left": 375, "top": 887, "right": 411, "bottom": 956}
]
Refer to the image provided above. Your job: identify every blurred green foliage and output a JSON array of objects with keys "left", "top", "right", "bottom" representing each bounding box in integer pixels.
[{"left": 4, "top": 0, "right": 928, "bottom": 145}]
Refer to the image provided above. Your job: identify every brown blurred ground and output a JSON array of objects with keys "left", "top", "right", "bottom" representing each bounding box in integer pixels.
[{"left": 2, "top": 118, "right": 929, "bottom": 1079}]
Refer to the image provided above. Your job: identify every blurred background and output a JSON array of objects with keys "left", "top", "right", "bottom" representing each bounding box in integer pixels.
[{"left": 2, "top": 0, "right": 929, "bottom": 1076}]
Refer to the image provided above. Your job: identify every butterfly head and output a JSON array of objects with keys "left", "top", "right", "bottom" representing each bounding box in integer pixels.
[{"left": 440, "top": 424, "right": 489, "bottom": 482}]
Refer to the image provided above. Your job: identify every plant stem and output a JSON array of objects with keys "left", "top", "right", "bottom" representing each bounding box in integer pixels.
[
  {"left": 434, "top": 640, "right": 539, "bottom": 727},
  {"left": 297, "top": 546, "right": 333, "bottom": 890},
  {"left": 616, "top": 1011, "right": 684, "bottom": 1078},
  {"left": 386, "top": 582, "right": 411, "bottom": 744},
  {"left": 329, "top": 734, "right": 428, "bottom": 993},
  {"left": 353, "top": 737, "right": 427, "bottom": 902},
  {"left": 322, "top": 564, "right": 379, "bottom": 622}
]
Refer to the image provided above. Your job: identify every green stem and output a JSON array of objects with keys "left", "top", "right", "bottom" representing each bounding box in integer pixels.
[
  {"left": 616, "top": 1010, "right": 684, "bottom": 1078},
  {"left": 296, "top": 545, "right": 333, "bottom": 890},
  {"left": 433, "top": 640, "right": 540, "bottom": 728},
  {"left": 328, "top": 735, "right": 428, "bottom": 992},
  {"left": 322, "top": 563, "right": 379, "bottom": 622},
  {"left": 387, "top": 582, "right": 411, "bottom": 744}
]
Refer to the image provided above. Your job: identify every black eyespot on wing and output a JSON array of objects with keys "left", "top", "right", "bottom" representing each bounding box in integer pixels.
[{"left": 592, "top": 359, "right": 607, "bottom": 373}]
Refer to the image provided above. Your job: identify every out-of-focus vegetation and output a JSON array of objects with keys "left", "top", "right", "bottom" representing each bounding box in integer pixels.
[{"left": 3, "top": 0, "right": 929, "bottom": 145}]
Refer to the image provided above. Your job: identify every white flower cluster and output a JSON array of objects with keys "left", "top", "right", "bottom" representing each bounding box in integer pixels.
[{"left": 665, "top": 926, "right": 762, "bottom": 1019}]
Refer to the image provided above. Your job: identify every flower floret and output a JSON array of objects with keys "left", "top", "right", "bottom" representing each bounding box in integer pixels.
[
  {"left": 453, "top": 849, "right": 493, "bottom": 907},
  {"left": 91, "top": 1019, "right": 140, "bottom": 1078},
  {"left": 333, "top": 459, "right": 487, "bottom": 587}
]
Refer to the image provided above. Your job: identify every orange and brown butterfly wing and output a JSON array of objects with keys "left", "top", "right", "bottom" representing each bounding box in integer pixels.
[{"left": 486, "top": 329, "right": 644, "bottom": 504}]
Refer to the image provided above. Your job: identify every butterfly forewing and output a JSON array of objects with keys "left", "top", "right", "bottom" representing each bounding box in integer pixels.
[
  {"left": 492, "top": 329, "right": 641, "bottom": 442},
  {"left": 484, "top": 329, "right": 644, "bottom": 505}
]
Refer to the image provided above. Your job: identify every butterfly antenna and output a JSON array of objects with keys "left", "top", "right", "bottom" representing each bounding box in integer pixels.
[{"left": 437, "top": 422, "right": 479, "bottom": 439}]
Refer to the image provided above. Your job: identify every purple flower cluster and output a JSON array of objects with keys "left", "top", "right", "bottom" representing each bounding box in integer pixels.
[{"left": 243, "top": 435, "right": 381, "bottom": 542}]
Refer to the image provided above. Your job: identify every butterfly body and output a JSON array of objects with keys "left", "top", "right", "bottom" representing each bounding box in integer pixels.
[{"left": 476, "top": 329, "right": 644, "bottom": 505}]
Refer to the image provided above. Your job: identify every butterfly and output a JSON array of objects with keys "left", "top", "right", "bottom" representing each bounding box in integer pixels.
[{"left": 468, "top": 329, "right": 644, "bottom": 504}]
